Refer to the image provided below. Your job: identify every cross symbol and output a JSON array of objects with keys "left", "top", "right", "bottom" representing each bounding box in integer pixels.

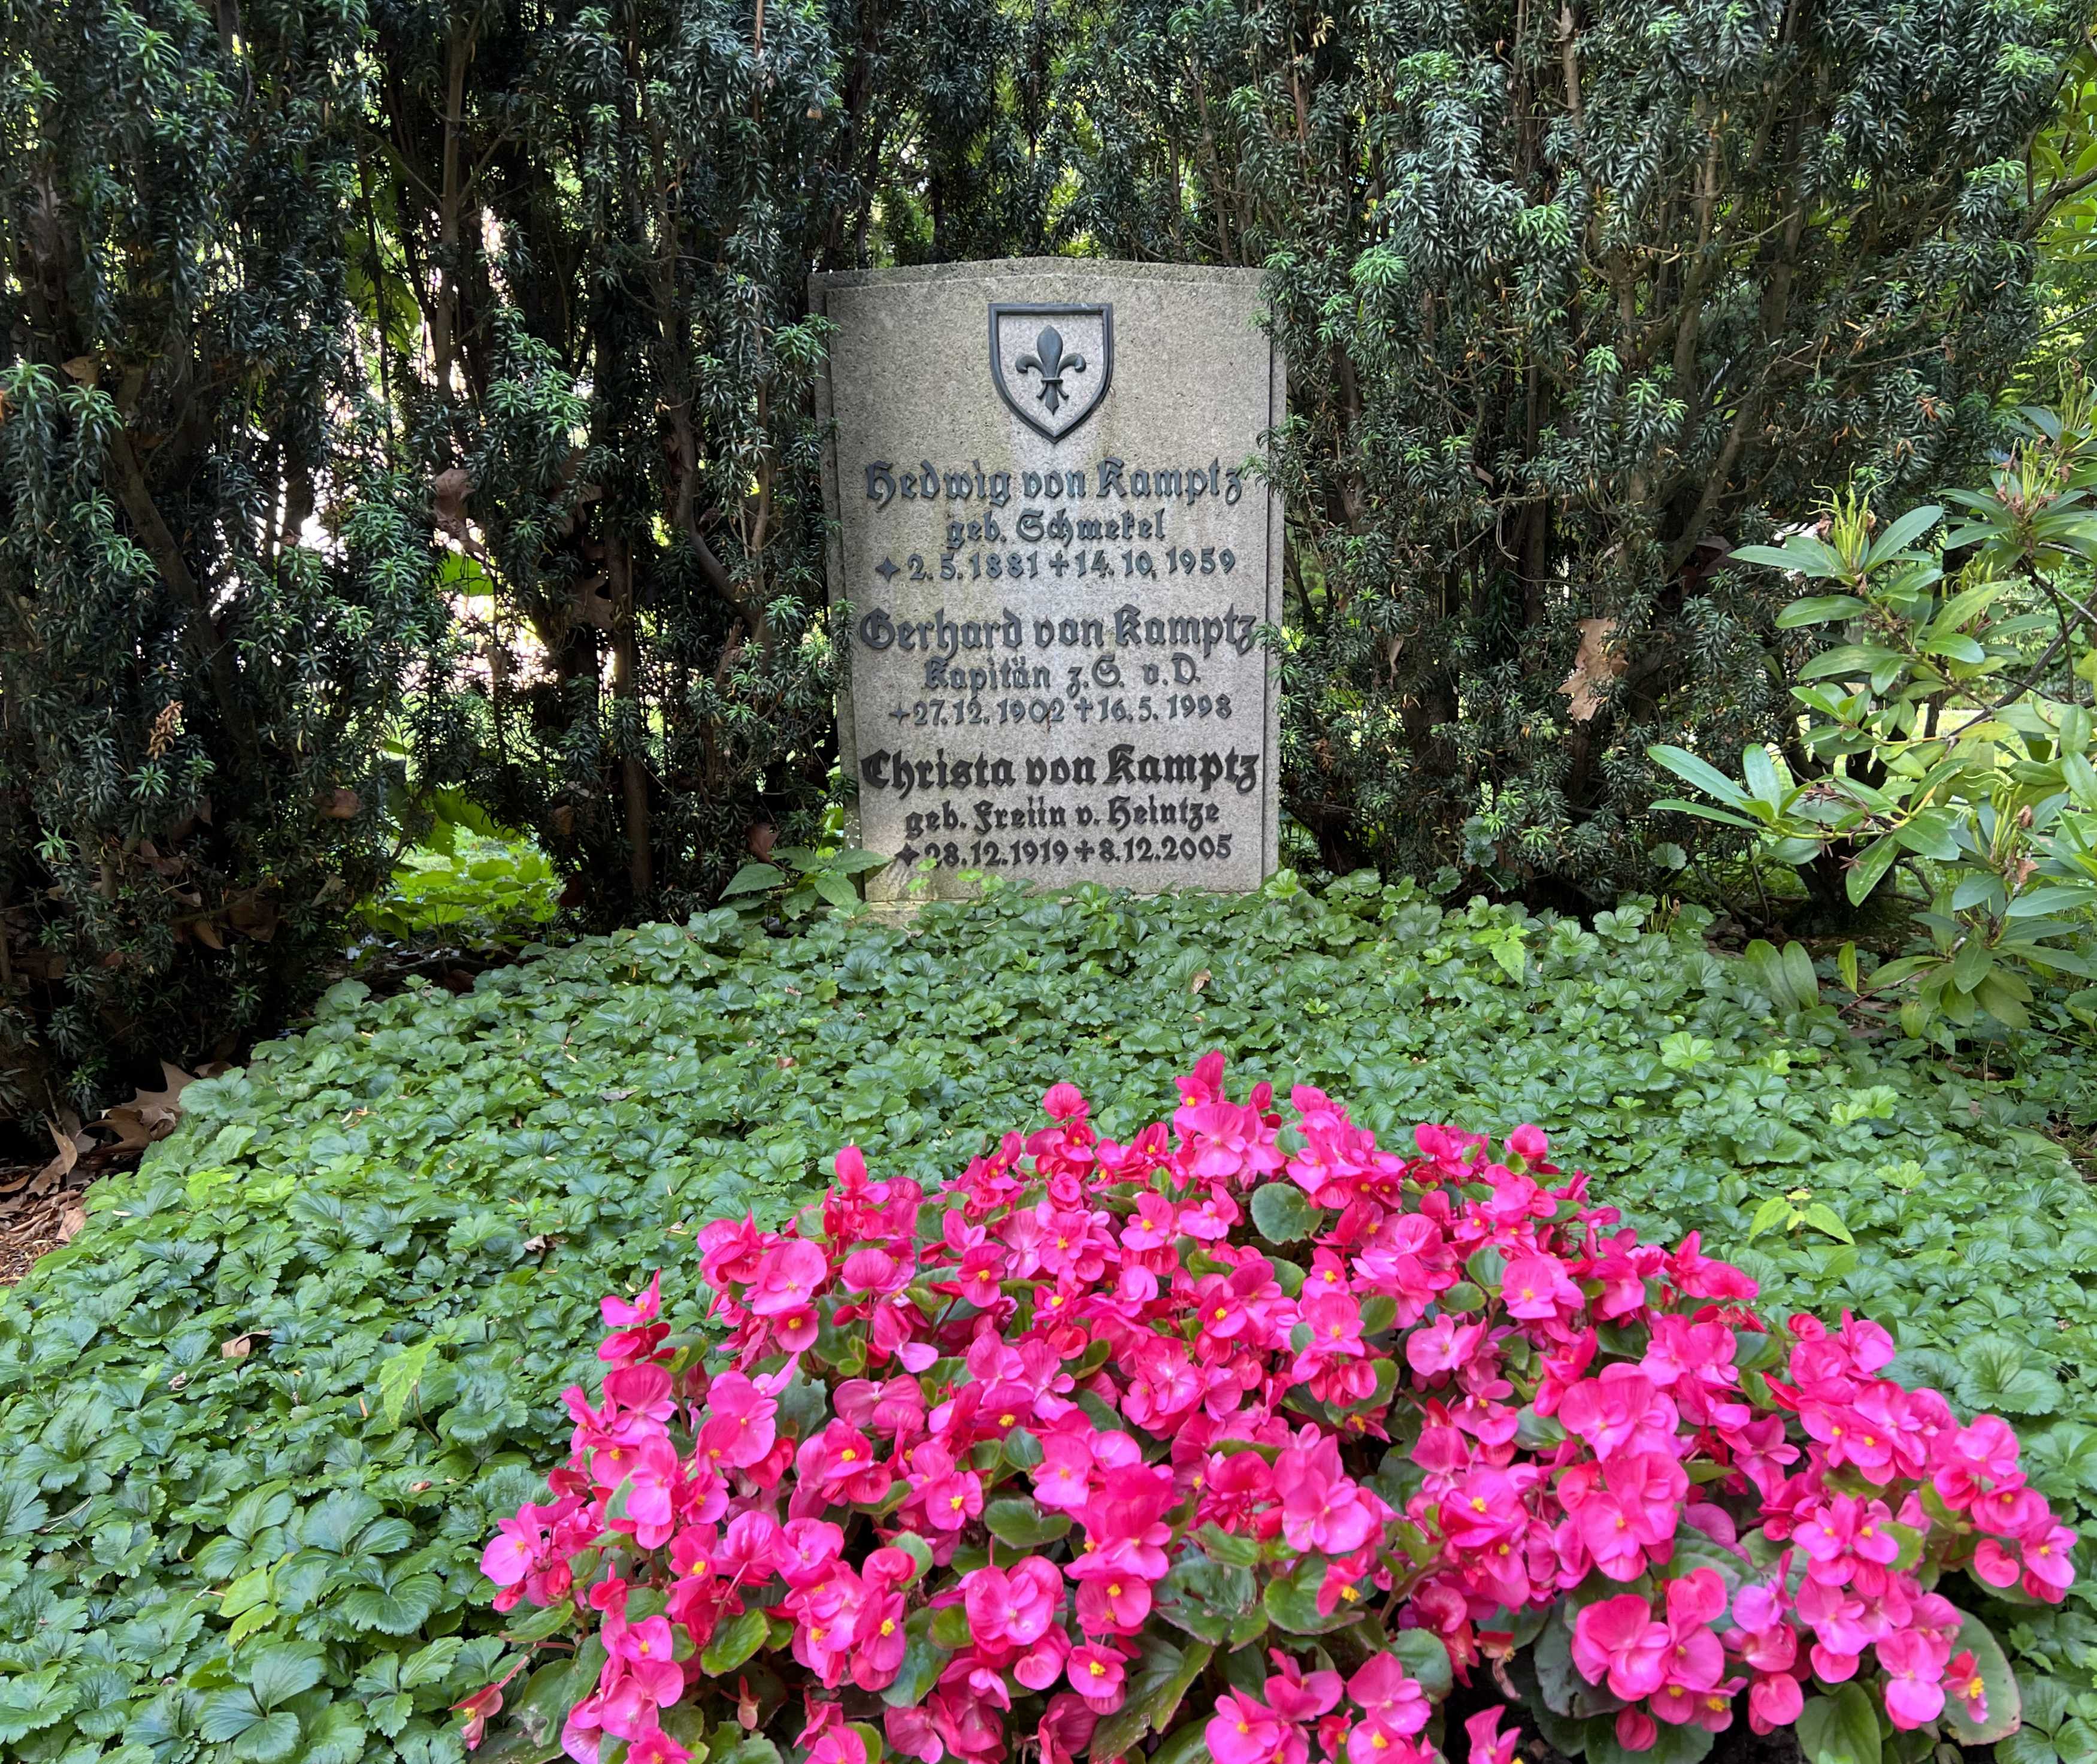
[
  {"left": 876, "top": 557, "right": 900, "bottom": 582},
  {"left": 889, "top": 703, "right": 910, "bottom": 723},
  {"left": 1048, "top": 552, "right": 1069, "bottom": 577},
  {"left": 1075, "top": 841, "right": 1094, "bottom": 861}
]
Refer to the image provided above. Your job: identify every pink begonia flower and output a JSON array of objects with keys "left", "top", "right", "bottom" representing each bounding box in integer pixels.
[
  {"left": 1067, "top": 1642, "right": 1127, "bottom": 1710},
  {"left": 1572, "top": 1594, "right": 1671, "bottom": 1700},
  {"left": 622, "top": 1715, "right": 691, "bottom": 1764},
  {"left": 601, "top": 1270, "right": 662, "bottom": 1329},
  {"left": 1748, "top": 1672, "right": 1804, "bottom": 1734},
  {"left": 2019, "top": 1523, "right": 2078, "bottom": 1598},
  {"left": 1614, "top": 1708, "right": 1659, "bottom": 1753},
  {"left": 853, "top": 1586, "right": 909, "bottom": 1690},
  {"left": 1878, "top": 1629, "right": 1947, "bottom": 1729},
  {"left": 1014, "top": 1623, "right": 1072, "bottom": 1690},
  {"left": 1274, "top": 1432, "right": 1387, "bottom": 1555},
  {"left": 1346, "top": 1654, "right": 1429, "bottom": 1736},
  {"left": 562, "top": 1692, "right": 607, "bottom": 1764},
  {"left": 806, "top": 1726, "right": 867, "bottom": 1764},
  {"left": 1211, "top": 1689, "right": 1302, "bottom": 1764},
  {"left": 885, "top": 1705, "right": 945, "bottom": 1764},
  {"left": 962, "top": 1557, "right": 1063, "bottom": 1648},
  {"left": 1508, "top": 1123, "right": 1550, "bottom": 1163},
  {"left": 1466, "top": 1706, "right": 1519, "bottom": 1764},
  {"left": 482, "top": 1052, "right": 2082, "bottom": 1764},
  {"left": 1263, "top": 1651, "right": 1343, "bottom": 1722},
  {"left": 1946, "top": 1650, "right": 1989, "bottom": 1725},
  {"left": 1500, "top": 1254, "right": 1581, "bottom": 1320},
  {"left": 603, "top": 1612, "right": 682, "bottom": 1708}
]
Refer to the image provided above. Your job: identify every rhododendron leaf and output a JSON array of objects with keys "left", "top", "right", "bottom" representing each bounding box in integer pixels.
[
  {"left": 1157, "top": 1555, "right": 1254, "bottom": 1642},
  {"left": 1390, "top": 1629, "right": 1453, "bottom": 1699},
  {"left": 930, "top": 1605, "right": 974, "bottom": 1650},
  {"left": 984, "top": 1497, "right": 1070, "bottom": 1547},
  {"left": 1001, "top": 1426, "right": 1044, "bottom": 1469},
  {"left": 1440, "top": 1280, "right": 1485, "bottom": 1313},
  {"left": 882, "top": 1608, "right": 949, "bottom": 1707},
  {"left": 1194, "top": 1522, "right": 1262, "bottom": 1568},
  {"left": 1250, "top": 1182, "right": 1320, "bottom": 1243},
  {"left": 1942, "top": 1609, "right": 2022, "bottom": 1745},
  {"left": 700, "top": 1606, "right": 770, "bottom": 1676},
  {"left": 1796, "top": 1684, "right": 1883, "bottom": 1764},
  {"left": 1262, "top": 1559, "right": 1355, "bottom": 1634}
]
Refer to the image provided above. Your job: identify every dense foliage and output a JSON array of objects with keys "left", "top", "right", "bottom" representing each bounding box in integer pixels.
[
  {"left": 0, "top": 0, "right": 459, "bottom": 1127},
  {"left": 1651, "top": 396, "right": 2097, "bottom": 1040},
  {"left": 1068, "top": 0, "right": 2092, "bottom": 898},
  {"left": 12, "top": 0, "right": 2097, "bottom": 1135},
  {"left": 0, "top": 0, "right": 1046, "bottom": 1134},
  {"left": 474, "top": 1062, "right": 2068, "bottom": 1764},
  {"left": 2, "top": 881, "right": 2095, "bottom": 1763}
]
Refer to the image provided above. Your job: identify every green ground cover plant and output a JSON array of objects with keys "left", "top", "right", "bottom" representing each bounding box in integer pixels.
[{"left": 1, "top": 879, "right": 2094, "bottom": 1763}]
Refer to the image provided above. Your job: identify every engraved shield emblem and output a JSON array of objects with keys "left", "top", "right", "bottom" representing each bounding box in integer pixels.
[{"left": 989, "top": 303, "right": 1113, "bottom": 443}]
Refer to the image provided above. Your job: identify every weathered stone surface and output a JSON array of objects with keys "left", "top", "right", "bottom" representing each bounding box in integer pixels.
[{"left": 812, "top": 259, "right": 1281, "bottom": 900}]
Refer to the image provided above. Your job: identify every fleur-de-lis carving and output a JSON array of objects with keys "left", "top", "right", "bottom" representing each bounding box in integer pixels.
[{"left": 1016, "top": 326, "right": 1087, "bottom": 414}]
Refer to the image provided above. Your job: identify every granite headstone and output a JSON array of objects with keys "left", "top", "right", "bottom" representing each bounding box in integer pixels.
[{"left": 812, "top": 259, "right": 1282, "bottom": 900}]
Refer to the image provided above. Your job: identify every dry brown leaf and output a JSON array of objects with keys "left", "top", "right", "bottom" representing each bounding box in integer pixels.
[
  {"left": 1190, "top": 969, "right": 1211, "bottom": 994},
  {"left": 55, "top": 1204, "right": 86, "bottom": 1245},
  {"left": 433, "top": 466, "right": 474, "bottom": 541},
  {"left": 98, "top": 1061, "right": 199, "bottom": 1151},
  {"left": 748, "top": 821, "right": 778, "bottom": 860},
  {"left": 220, "top": 1334, "right": 254, "bottom": 1359},
  {"left": 1559, "top": 617, "right": 1626, "bottom": 723},
  {"left": 322, "top": 787, "right": 362, "bottom": 819},
  {"left": 572, "top": 574, "right": 616, "bottom": 630},
  {"left": 37, "top": 1119, "right": 80, "bottom": 1184},
  {"left": 191, "top": 918, "right": 225, "bottom": 951},
  {"left": 60, "top": 355, "right": 99, "bottom": 385}
]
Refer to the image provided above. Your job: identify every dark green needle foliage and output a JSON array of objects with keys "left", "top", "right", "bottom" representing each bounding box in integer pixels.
[
  {"left": 351, "top": 0, "right": 1058, "bottom": 924},
  {"left": 0, "top": 0, "right": 458, "bottom": 1127},
  {"left": 1065, "top": 0, "right": 2091, "bottom": 901}
]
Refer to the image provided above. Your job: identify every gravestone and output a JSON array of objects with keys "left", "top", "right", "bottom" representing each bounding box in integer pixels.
[{"left": 811, "top": 259, "right": 1282, "bottom": 900}]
